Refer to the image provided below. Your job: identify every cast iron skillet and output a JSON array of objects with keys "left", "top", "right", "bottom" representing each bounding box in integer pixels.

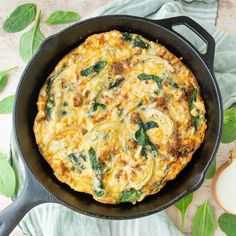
[{"left": 0, "top": 15, "right": 222, "bottom": 235}]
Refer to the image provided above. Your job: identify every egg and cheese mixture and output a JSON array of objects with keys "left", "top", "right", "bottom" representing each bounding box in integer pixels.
[{"left": 34, "top": 30, "right": 206, "bottom": 204}]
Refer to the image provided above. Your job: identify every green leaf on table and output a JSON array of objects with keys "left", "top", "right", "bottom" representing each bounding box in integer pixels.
[
  {"left": 19, "top": 10, "right": 45, "bottom": 62},
  {"left": 0, "top": 67, "right": 17, "bottom": 92},
  {"left": 192, "top": 201, "right": 217, "bottom": 236},
  {"left": 46, "top": 11, "right": 80, "bottom": 25},
  {"left": 3, "top": 3, "right": 36, "bottom": 33},
  {"left": 0, "top": 153, "right": 16, "bottom": 197},
  {"left": 218, "top": 213, "right": 236, "bottom": 236},
  {"left": 175, "top": 193, "right": 193, "bottom": 231},
  {"left": 222, "top": 106, "right": 236, "bottom": 143},
  {"left": 205, "top": 157, "right": 216, "bottom": 179},
  {"left": 0, "top": 95, "right": 15, "bottom": 114}
]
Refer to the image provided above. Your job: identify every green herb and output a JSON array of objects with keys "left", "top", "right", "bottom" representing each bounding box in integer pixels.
[
  {"left": 45, "top": 96, "right": 55, "bottom": 118},
  {"left": 169, "top": 80, "right": 179, "bottom": 89},
  {"left": 192, "top": 201, "right": 217, "bottom": 236},
  {"left": 222, "top": 106, "right": 236, "bottom": 143},
  {"left": 188, "top": 88, "right": 198, "bottom": 110},
  {"left": 81, "top": 61, "right": 107, "bottom": 76},
  {"left": 108, "top": 78, "right": 124, "bottom": 89},
  {"left": 122, "top": 32, "right": 132, "bottom": 41},
  {"left": 137, "top": 101, "right": 143, "bottom": 107},
  {"left": 175, "top": 193, "right": 193, "bottom": 231},
  {"left": 88, "top": 147, "right": 104, "bottom": 175},
  {"left": 91, "top": 102, "right": 106, "bottom": 112},
  {"left": 68, "top": 152, "right": 85, "bottom": 172},
  {"left": 63, "top": 101, "right": 68, "bottom": 106},
  {"left": 0, "top": 153, "right": 16, "bottom": 197},
  {"left": 143, "top": 121, "right": 158, "bottom": 131},
  {"left": 19, "top": 10, "right": 45, "bottom": 62},
  {"left": 3, "top": 3, "right": 36, "bottom": 33},
  {"left": 192, "top": 115, "right": 201, "bottom": 128},
  {"left": 0, "top": 95, "right": 15, "bottom": 114},
  {"left": 133, "top": 36, "right": 149, "bottom": 48},
  {"left": 119, "top": 188, "right": 142, "bottom": 203},
  {"left": 138, "top": 73, "right": 162, "bottom": 89},
  {"left": 205, "top": 157, "right": 216, "bottom": 179},
  {"left": 46, "top": 11, "right": 80, "bottom": 25},
  {"left": 0, "top": 67, "right": 17, "bottom": 92},
  {"left": 92, "top": 178, "right": 105, "bottom": 197},
  {"left": 118, "top": 108, "right": 124, "bottom": 117},
  {"left": 218, "top": 213, "right": 236, "bottom": 236},
  {"left": 61, "top": 110, "right": 67, "bottom": 116}
]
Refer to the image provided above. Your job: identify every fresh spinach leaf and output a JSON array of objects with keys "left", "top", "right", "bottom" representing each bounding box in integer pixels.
[
  {"left": 122, "top": 32, "right": 132, "bottom": 41},
  {"left": 138, "top": 73, "right": 162, "bottom": 89},
  {"left": 205, "top": 157, "right": 216, "bottom": 179},
  {"left": 119, "top": 188, "right": 142, "bottom": 203},
  {"left": 0, "top": 153, "right": 16, "bottom": 197},
  {"left": 81, "top": 61, "right": 107, "bottom": 76},
  {"left": 143, "top": 121, "right": 158, "bottom": 131},
  {"left": 46, "top": 11, "right": 80, "bottom": 25},
  {"left": 222, "top": 106, "right": 236, "bottom": 143},
  {"left": 133, "top": 36, "right": 149, "bottom": 48},
  {"left": 0, "top": 95, "right": 15, "bottom": 114},
  {"left": 218, "top": 213, "right": 236, "bottom": 236},
  {"left": 188, "top": 88, "right": 198, "bottom": 110},
  {"left": 108, "top": 78, "right": 124, "bottom": 89},
  {"left": 19, "top": 10, "right": 45, "bottom": 62},
  {"left": 45, "top": 96, "right": 55, "bottom": 118},
  {"left": 0, "top": 67, "right": 17, "bottom": 92},
  {"left": 175, "top": 193, "right": 193, "bottom": 231},
  {"left": 3, "top": 3, "right": 36, "bottom": 33},
  {"left": 192, "top": 201, "right": 217, "bottom": 236},
  {"left": 91, "top": 102, "right": 106, "bottom": 112}
]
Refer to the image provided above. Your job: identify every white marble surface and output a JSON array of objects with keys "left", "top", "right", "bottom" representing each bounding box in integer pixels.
[{"left": 0, "top": 0, "right": 236, "bottom": 235}]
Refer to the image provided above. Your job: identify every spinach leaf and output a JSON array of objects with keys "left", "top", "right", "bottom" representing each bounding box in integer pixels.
[
  {"left": 205, "top": 157, "right": 216, "bottom": 179},
  {"left": 138, "top": 73, "right": 162, "bottom": 89},
  {"left": 133, "top": 36, "right": 149, "bottom": 48},
  {"left": 88, "top": 147, "right": 104, "bottom": 175},
  {"left": 46, "top": 11, "right": 80, "bottom": 25},
  {"left": 91, "top": 102, "right": 106, "bottom": 112},
  {"left": 0, "top": 153, "right": 16, "bottom": 197},
  {"left": 175, "top": 193, "right": 193, "bottom": 231},
  {"left": 135, "top": 120, "right": 149, "bottom": 146},
  {"left": 143, "top": 121, "right": 158, "bottom": 131},
  {"left": 19, "top": 10, "right": 45, "bottom": 62},
  {"left": 3, "top": 3, "right": 36, "bottom": 33},
  {"left": 119, "top": 188, "right": 142, "bottom": 203},
  {"left": 192, "top": 115, "right": 201, "bottom": 128},
  {"left": 218, "top": 213, "right": 236, "bottom": 236},
  {"left": 188, "top": 88, "right": 198, "bottom": 110},
  {"left": 68, "top": 152, "right": 85, "bottom": 172},
  {"left": 192, "top": 201, "right": 217, "bottom": 236},
  {"left": 108, "top": 78, "right": 124, "bottom": 89},
  {"left": 92, "top": 178, "right": 105, "bottom": 197},
  {"left": 122, "top": 32, "right": 132, "bottom": 41},
  {"left": 222, "top": 106, "right": 236, "bottom": 143},
  {"left": 0, "top": 67, "right": 17, "bottom": 92},
  {"left": 0, "top": 95, "right": 15, "bottom": 114},
  {"left": 45, "top": 96, "right": 55, "bottom": 118},
  {"left": 81, "top": 61, "right": 107, "bottom": 76}
]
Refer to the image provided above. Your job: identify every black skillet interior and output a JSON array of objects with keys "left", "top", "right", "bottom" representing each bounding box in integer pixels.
[{"left": 14, "top": 15, "right": 222, "bottom": 219}]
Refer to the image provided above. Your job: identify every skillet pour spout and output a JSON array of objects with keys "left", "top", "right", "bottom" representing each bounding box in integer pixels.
[{"left": 0, "top": 15, "right": 222, "bottom": 236}]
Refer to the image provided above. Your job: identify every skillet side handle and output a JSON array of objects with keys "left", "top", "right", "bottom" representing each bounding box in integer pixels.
[
  {"left": 153, "top": 16, "right": 215, "bottom": 70},
  {"left": 0, "top": 169, "right": 58, "bottom": 236}
]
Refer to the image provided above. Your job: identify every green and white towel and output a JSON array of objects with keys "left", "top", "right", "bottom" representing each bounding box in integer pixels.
[{"left": 13, "top": 0, "right": 236, "bottom": 235}]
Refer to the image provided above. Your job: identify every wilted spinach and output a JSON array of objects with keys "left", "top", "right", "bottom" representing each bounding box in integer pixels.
[
  {"left": 119, "top": 188, "right": 142, "bottom": 203},
  {"left": 138, "top": 73, "right": 162, "bottom": 89},
  {"left": 122, "top": 32, "right": 132, "bottom": 41},
  {"left": 133, "top": 36, "right": 149, "bottom": 48},
  {"left": 108, "top": 78, "right": 124, "bottom": 89},
  {"left": 81, "top": 61, "right": 107, "bottom": 76}
]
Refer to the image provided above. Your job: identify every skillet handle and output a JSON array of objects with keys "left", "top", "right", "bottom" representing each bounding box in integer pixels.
[
  {"left": 0, "top": 168, "right": 58, "bottom": 236},
  {"left": 154, "top": 16, "right": 215, "bottom": 69}
]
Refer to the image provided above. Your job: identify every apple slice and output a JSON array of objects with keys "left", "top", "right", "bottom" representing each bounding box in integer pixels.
[{"left": 212, "top": 149, "right": 236, "bottom": 215}]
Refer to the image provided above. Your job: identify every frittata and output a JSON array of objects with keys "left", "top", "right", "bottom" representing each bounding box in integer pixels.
[{"left": 34, "top": 30, "right": 206, "bottom": 204}]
